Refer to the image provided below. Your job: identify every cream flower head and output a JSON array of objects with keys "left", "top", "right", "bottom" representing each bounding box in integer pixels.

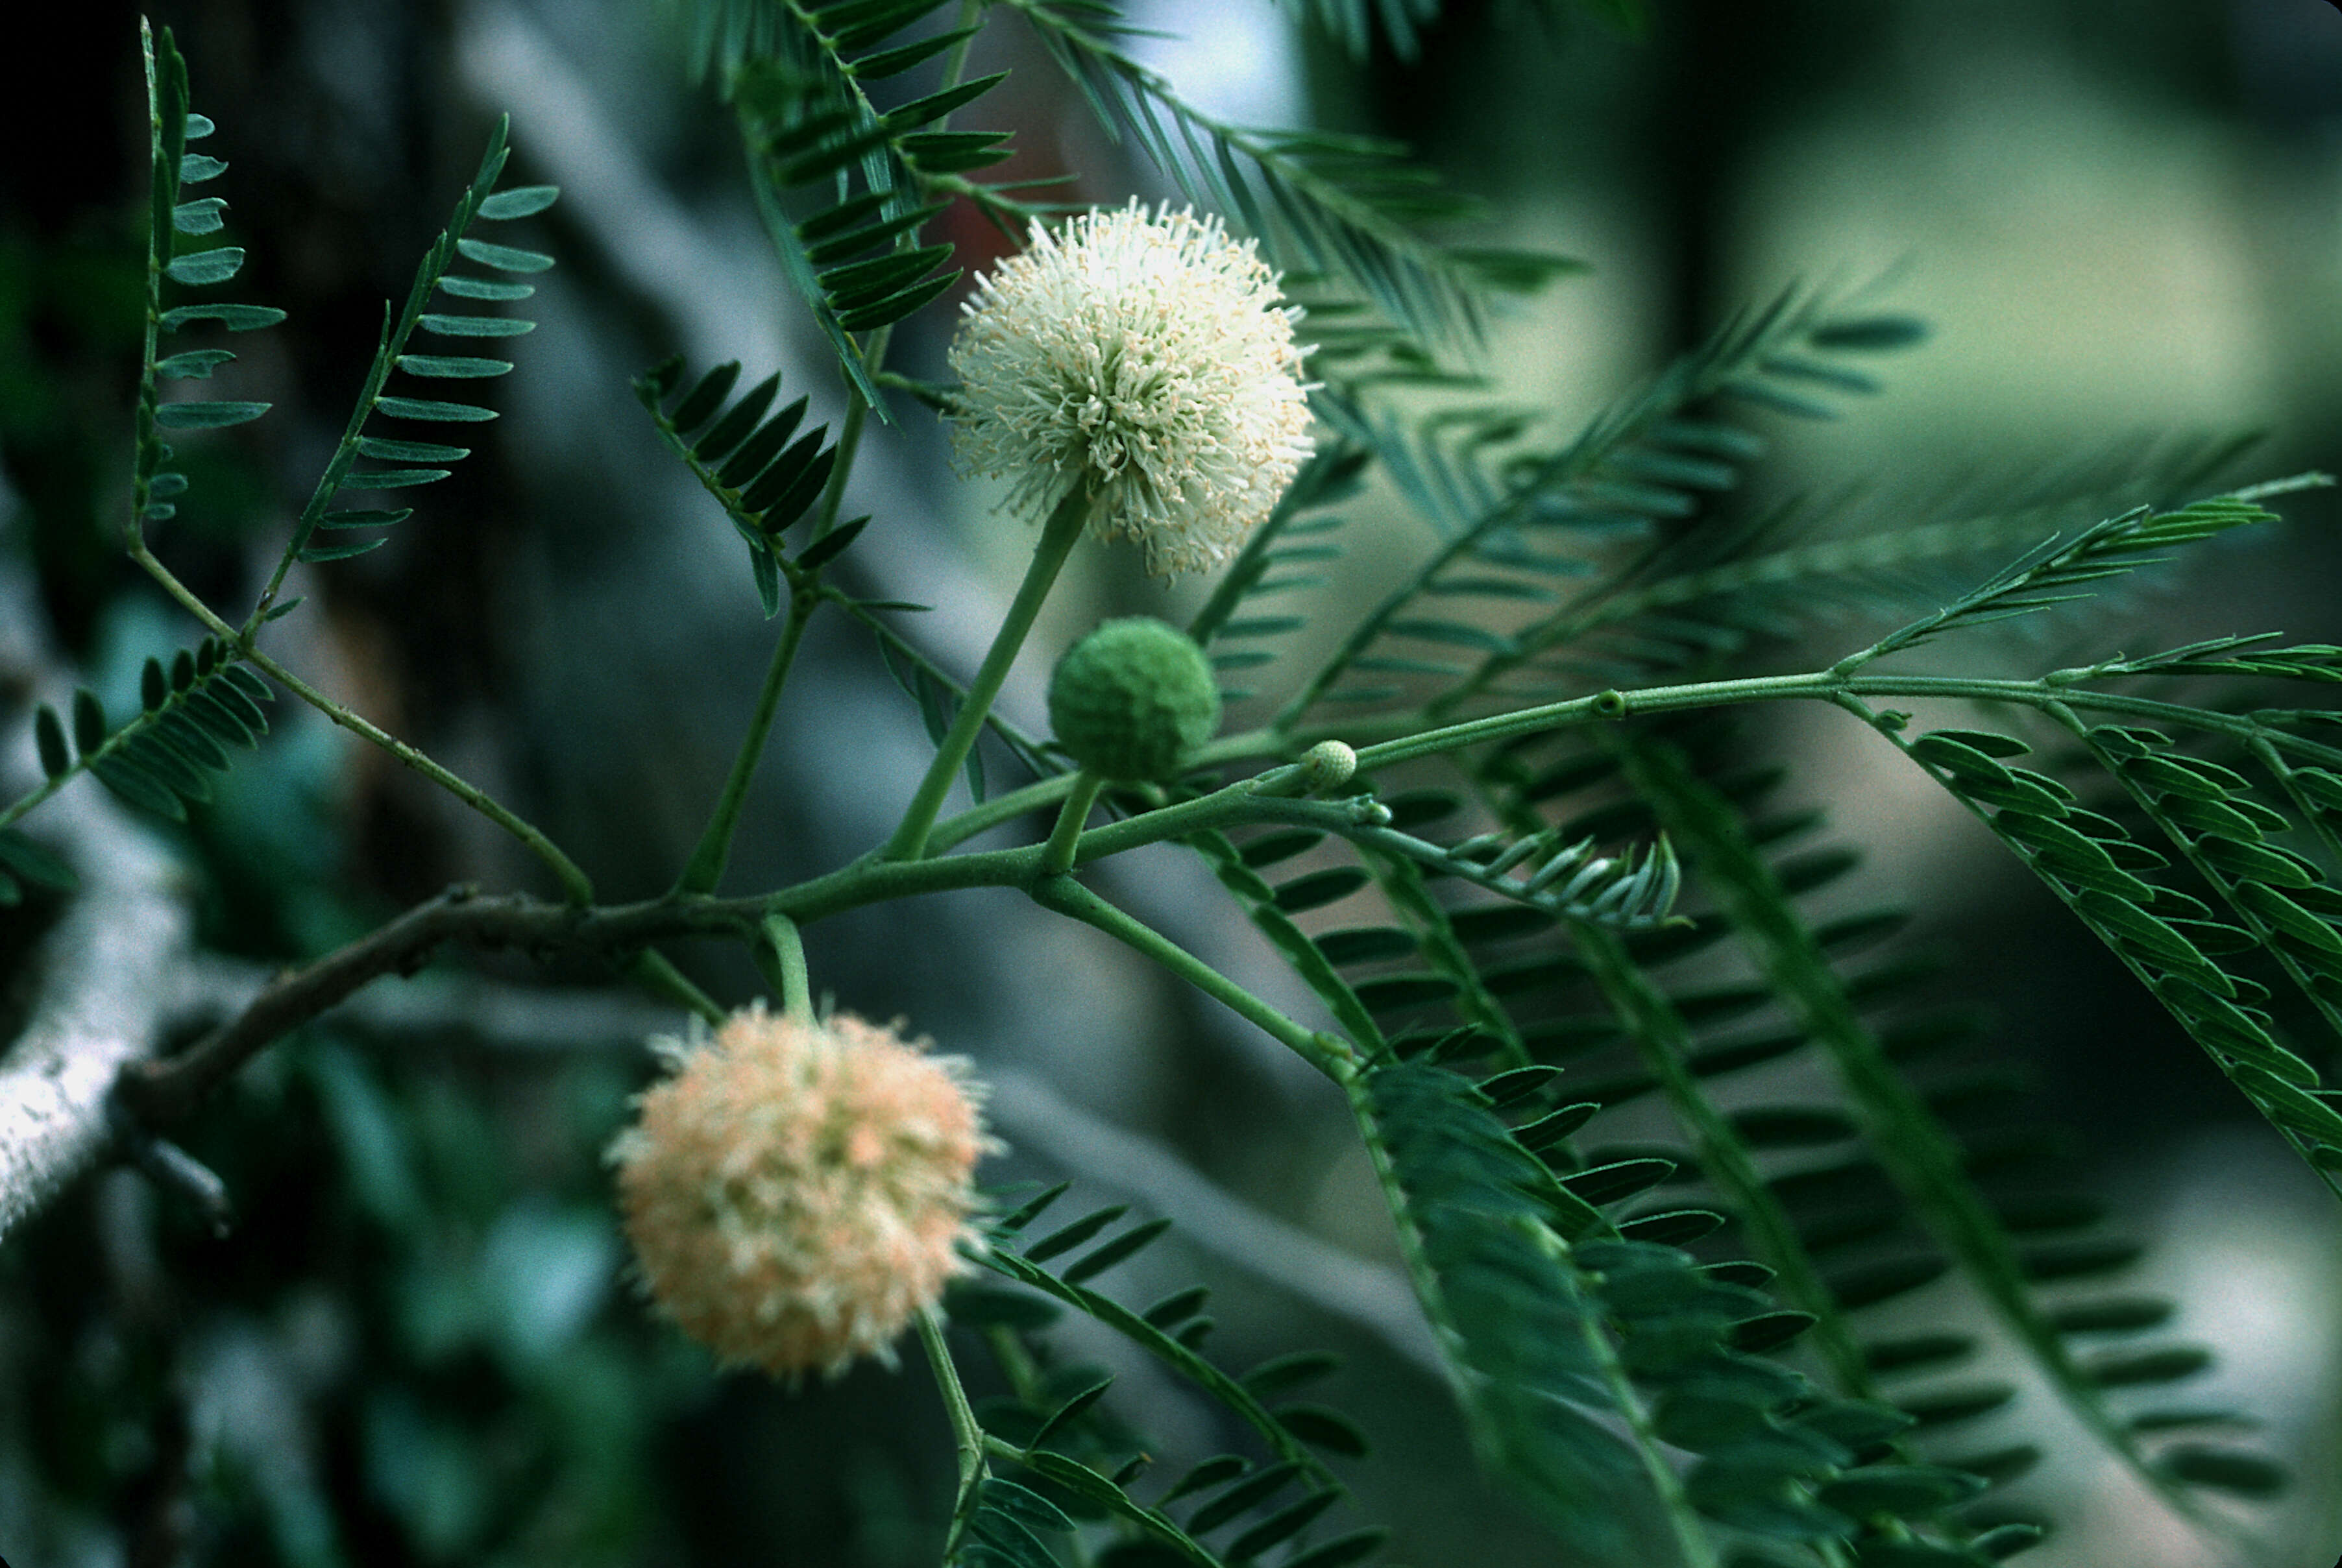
[
  {"left": 607, "top": 1006, "right": 990, "bottom": 1379},
  {"left": 948, "top": 200, "right": 1315, "bottom": 577}
]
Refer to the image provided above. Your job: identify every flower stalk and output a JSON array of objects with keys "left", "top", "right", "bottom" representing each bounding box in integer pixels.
[
  {"left": 1029, "top": 873, "right": 1356, "bottom": 1081},
  {"left": 917, "top": 1308, "right": 990, "bottom": 1558},
  {"left": 882, "top": 485, "right": 1093, "bottom": 861},
  {"left": 1038, "top": 771, "right": 1104, "bottom": 874},
  {"left": 758, "top": 911, "right": 813, "bottom": 1023},
  {"left": 676, "top": 583, "right": 815, "bottom": 895}
]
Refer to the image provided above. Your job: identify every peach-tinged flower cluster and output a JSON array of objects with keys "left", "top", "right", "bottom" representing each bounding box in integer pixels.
[
  {"left": 608, "top": 1006, "right": 990, "bottom": 1378},
  {"left": 947, "top": 200, "right": 1315, "bottom": 577}
]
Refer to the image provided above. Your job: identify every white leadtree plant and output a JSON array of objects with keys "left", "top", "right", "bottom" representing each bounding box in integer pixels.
[{"left": 1, "top": 5, "right": 2336, "bottom": 1565}]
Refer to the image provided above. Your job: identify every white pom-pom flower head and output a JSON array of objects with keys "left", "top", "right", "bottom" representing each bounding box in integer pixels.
[{"left": 948, "top": 201, "right": 1315, "bottom": 577}]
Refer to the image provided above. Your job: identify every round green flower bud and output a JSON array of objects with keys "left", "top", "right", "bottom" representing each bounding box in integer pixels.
[
  {"left": 1049, "top": 618, "right": 1221, "bottom": 782},
  {"left": 1300, "top": 740, "right": 1357, "bottom": 793}
]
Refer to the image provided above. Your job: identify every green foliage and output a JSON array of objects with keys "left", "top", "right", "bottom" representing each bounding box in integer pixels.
[
  {"left": 1835, "top": 482, "right": 2317, "bottom": 673},
  {"left": 1884, "top": 705, "right": 2342, "bottom": 1212},
  {"left": 1005, "top": 0, "right": 1572, "bottom": 349},
  {"left": 260, "top": 123, "right": 558, "bottom": 586},
  {"left": 20, "top": 5, "right": 2342, "bottom": 1565},
  {"left": 1352, "top": 1058, "right": 2006, "bottom": 1567},
  {"left": 722, "top": 0, "right": 1014, "bottom": 409},
  {"left": 5, "top": 637, "right": 274, "bottom": 830},
  {"left": 133, "top": 25, "right": 284, "bottom": 548},
  {"left": 136, "top": 19, "right": 559, "bottom": 606},
  {"left": 949, "top": 1192, "right": 1393, "bottom": 1568},
  {"left": 1263, "top": 291, "right": 1927, "bottom": 729},
  {"left": 634, "top": 354, "right": 843, "bottom": 615},
  {"left": 1609, "top": 730, "right": 2271, "bottom": 1530}
]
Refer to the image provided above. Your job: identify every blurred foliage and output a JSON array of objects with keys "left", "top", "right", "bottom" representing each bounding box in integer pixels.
[{"left": 7, "top": 1, "right": 2342, "bottom": 1566}]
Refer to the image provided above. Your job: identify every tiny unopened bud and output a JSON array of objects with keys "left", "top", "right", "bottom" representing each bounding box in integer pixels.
[{"left": 1302, "top": 740, "right": 1356, "bottom": 793}]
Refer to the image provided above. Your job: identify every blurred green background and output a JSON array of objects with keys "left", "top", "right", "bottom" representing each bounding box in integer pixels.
[{"left": 5, "top": 1, "right": 2342, "bottom": 1563}]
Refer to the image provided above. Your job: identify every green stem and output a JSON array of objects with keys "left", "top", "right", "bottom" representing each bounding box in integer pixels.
[
  {"left": 1037, "top": 771, "right": 1103, "bottom": 874},
  {"left": 131, "top": 23, "right": 170, "bottom": 555},
  {"left": 883, "top": 487, "right": 1093, "bottom": 860},
  {"left": 746, "top": 786, "right": 1365, "bottom": 928},
  {"left": 1342, "top": 670, "right": 2342, "bottom": 775},
  {"left": 676, "top": 586, "right": 816, "bottom": 894},
  {"left": 130, "top": 542, "right": 596, "bottom": 904},
  {"left": 934, "top": 662, "right": 2342, "bottom": 835},
  {"left": 807, "top": 322, "right": 890, "bottom": 544},
  {"left": 916, "top": 1307, "right": 988, "bottom": 1559},
  {"left": 927, "top": 771, "right": 1078, "bottom": 853},
  {"left": 627, "top": 948, "right": 724, "bottom": 1026},
  {"left": 1029, "top": 873, "right": 1355, "bottom": 1080},
  {"left": 759, "top": 912, "right": 813, "bottom": 1022}
]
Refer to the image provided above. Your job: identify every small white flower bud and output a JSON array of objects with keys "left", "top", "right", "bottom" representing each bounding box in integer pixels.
[{"left": 1302, "top": 740, "right": 1358, "bottom": 793}]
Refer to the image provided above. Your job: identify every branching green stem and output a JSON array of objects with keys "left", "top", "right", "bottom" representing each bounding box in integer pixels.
[
  {"left": 920, "top": 657, "right": 2342, "bottom": 857},
  {"left": 1038, "top": 771, "right": 1103, "bottom": 874},
  {"left": 1334, "top": 671, "right": 2342, "bottom": 775},
  {"left": 884, "top": 487, "right": 1093, "bottom": 860},
  {"left": 1029, "top": 874, "right": 1356, "bottom": 1081},
  {"left": 915, "top": 1307, "right": 988, "bottom": 1559},
  {"left": 627, "top": 949, "right": 724, "bottom": 1026},
  {"left": 129, "top": 543, "right": 595, "bottom": 904},
  {"left": 677, "top": 585, "right": 816, "bottom": 894},
  {"left": 807, "top": 324, "right": 889, "bottom": 543},
  {"left": 927, "top": 771, "right": 1077, "bottom": 852}
]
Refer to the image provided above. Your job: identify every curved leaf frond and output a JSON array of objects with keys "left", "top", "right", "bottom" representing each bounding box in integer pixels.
[
  {"left": 134, "top": 23, "right": 286, "bottom": 552},
  {"left": 251, "top": 119, "right": 560, "bottom": 613}
]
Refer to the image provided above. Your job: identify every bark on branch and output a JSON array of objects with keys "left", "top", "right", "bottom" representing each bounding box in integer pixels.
[{"left": 0, "top": 694, "right": 191, "bottom": 1240}]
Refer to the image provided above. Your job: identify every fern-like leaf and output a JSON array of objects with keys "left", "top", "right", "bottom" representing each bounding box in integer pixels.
[
  {"left": 1835, "top": 476, "right": 2328, "bottom": 674},
  {"left": 6, "top": 640, "right": 276, "bottom": 828},
  {"left": 1278, "top": 291, "right": 1920, "bottom": 729},
  {"left": 957, "top": 1196, "right": 1393, "bottom": 1568},
  {"left": 726, "top": 2, "right": 1013, "bottom": 411},
  {"left": 1004, "top": 0, "right": 1567, "bottom": 349},
  {"left": 249, "top": 121, "right": 557, "bottom": 607},
  {"left": 134, "top": 23, "right": 286, "bottom": 547},
  {"left": 633, "top": 355, "right": 843, "bottom": 616},
  {"left": 1617, "top": 729, "right": 2269, "bottom": 1539}
]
